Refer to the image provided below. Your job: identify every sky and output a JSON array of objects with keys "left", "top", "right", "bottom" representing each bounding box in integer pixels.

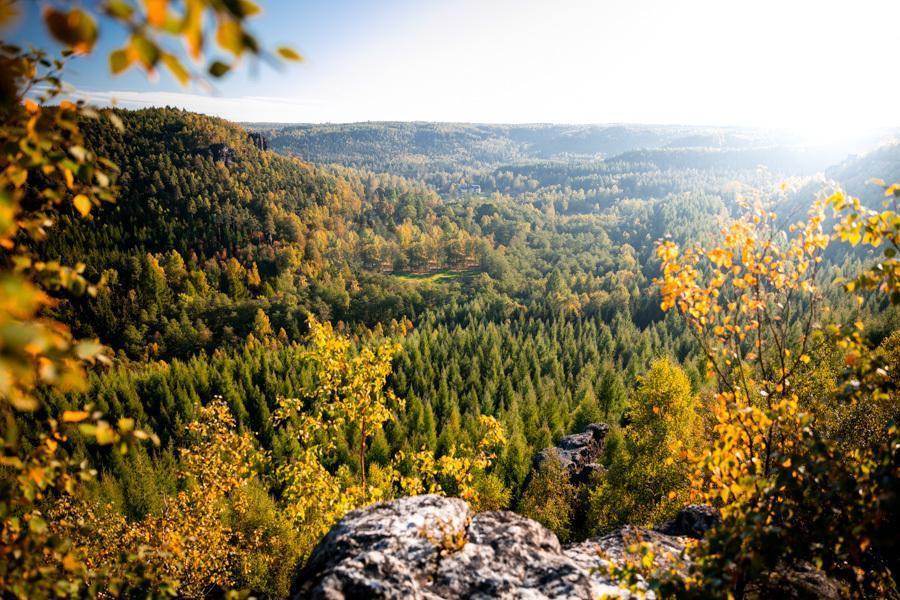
[{"left": 5, "top": 0, "right": 899, "bottom": 128}]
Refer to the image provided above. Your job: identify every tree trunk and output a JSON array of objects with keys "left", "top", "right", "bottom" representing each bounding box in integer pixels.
[{"left": 360, "top": 419, "right": 367, "bottom": 500}]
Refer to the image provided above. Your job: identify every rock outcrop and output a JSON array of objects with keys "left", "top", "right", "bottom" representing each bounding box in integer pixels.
[
  {"left": 209, "top": 143, "right": 236, "bottom": 165},
  {"left": 294, "top": 494, "right": 851, "bottom": 599},
  {"left": 534, "top": 423, "right": 609, "bottom": 482},
  {"left": 745, "top": 562, "right": 847, "bottom": 600},
  {"left": 209, "top": 134, "right": 267, "bottom": 164},
  {"left": 656, "top": 504, "right": 721, "bottom": 539},
  {"left": 565, "top": 526, "right": 690, "bottom": 598},
  {"left": 294, "top": 494, "right": 686, "bottom": 599},
  {"left": 248, "top": 131, "right": 269, "bottom": 151}
]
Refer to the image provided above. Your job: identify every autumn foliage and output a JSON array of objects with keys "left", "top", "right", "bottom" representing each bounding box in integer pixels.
[{"left": 654, "top": 188, "right": 899, "bottom": 597}]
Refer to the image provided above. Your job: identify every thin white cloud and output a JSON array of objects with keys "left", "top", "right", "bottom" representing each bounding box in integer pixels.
[{"left": 69, "top": 89, "right": 325, "bottom": 123}]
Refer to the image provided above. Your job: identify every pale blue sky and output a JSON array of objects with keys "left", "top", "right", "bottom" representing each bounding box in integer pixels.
[{"left": 6, "top": 0, "right": 899, "bottom": 128}]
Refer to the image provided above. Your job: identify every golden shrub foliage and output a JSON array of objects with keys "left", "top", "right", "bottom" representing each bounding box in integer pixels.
[
  {"left": 589, "top": 358, "right": 703, "bottom": 532},
  {"left": 394, "top": 414, "right": 506, "bottom": 502},
  {"left": 830, "top": 180, "right": 900, "bottom": 303},
  {"left": 274, "top": 314, "right": 404, "bottom": 553},
  {"left": 656, "top": 199, "right": 831, "bottom": 509},
  {"left": 654, "top": 186, "right": 899, "bottom": 596},
  {"left": 276, "top": 316, "right": 505, "bottom": 557},
  {"left": 57, "top": 399, "right": 264, "bottom": 597}
]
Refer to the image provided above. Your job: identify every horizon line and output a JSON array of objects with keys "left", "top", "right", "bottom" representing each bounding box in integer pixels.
[{"left": 61, "top": 88, "right": 900, "bottom": 132}]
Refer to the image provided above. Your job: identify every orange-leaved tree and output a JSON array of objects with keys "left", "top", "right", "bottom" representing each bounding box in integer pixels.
[
  {"left": 654, "top": 186, "right": 898, "bottom": 597},
  {"left": 656, "top": 198, "right": 830, "bottom": 506}
]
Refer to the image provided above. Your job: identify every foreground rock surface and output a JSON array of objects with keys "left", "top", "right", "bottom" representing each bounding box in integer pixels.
[
  {"left": 294, "top": 494, "right": 685, "bottom": 599},
  {"left": 295, "top": 495, "right": 853, "bottom": 599}
]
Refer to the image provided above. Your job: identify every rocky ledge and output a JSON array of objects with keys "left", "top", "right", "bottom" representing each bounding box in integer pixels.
[
  {"left": 294, "top": 494, "right": 689, "bottom": 599},
  {"left": 293, "top": 495, "right": 848, "bottom": 599}
]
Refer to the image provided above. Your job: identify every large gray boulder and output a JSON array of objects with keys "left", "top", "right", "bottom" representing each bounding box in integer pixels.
[
  {"left": 293, "top": 494, "right": 687, "bottom": 599},
  {"left": 293, "top": 495, "right": 850, "bottom": 599},
  {"left": 564, "top": 525, "right": 691, "bottom": 598}
]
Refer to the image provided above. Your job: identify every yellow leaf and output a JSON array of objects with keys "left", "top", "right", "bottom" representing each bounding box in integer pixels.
[
  {"left": 95, "top": 423, "right": 116, "bottom": 445},
  {"left": 62, "top": 553, "right": 79, "bottom": 572},
  {"left": 216, "top": 20, "right": 244, "bottom": 55},
  {"left": 144, "top": 0, "right": 167, "bottom": 26},
  {"left": 161, "top": 53, "right": 190, "bottom": 85},
  {"left": 29, "top": 467, "right": 46, "bottom": 484},
  {"left": 107, "top": 111, "right": 125, "bottom": 132},
  {"left": 62, "top": 410, "right": 90, "bottom": 422},
  {"left": 43, "top": 8, "right": 98, "bottom": 54},
  {"left": 109, "top": 48, "right": 131, "bottom": 75},
  {"left": 73, "top": 194, "right": 91, "bottom": 216},
  {"left": 105, "top": 0, "right": 134, "bottom": 19},
  {"left": 277, "top": 46, "right": 303, "bottom": 61},
  {"left": 239, "top": 0, "right": 262, "bottom": 16},
  {"left": 11, "top": 395, "right": 39, "bottom": 411},
  {"left": 130, "top": 34, "right": 160, "bottom": 69}
]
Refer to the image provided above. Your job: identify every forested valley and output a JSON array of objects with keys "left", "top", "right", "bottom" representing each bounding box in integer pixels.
[
  {"left": 2, "top": 3, "right": 899, "bottom": 597},
  {"left": 11, "top": 106, "right": 896, "bottom": 596}
]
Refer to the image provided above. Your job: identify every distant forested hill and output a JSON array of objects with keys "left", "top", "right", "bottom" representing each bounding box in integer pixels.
[
  {"left": 252, "top": 121, "right": 899, "bottom": 196},
  {"left": 256, "top": 122, "right": 695, "bottom": 165},
  {"left": 827, "top": 141, "right": 900, "bottom": 202},
  {"left": 43, "top": 108, "right": 494, "bottom": 357}
]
